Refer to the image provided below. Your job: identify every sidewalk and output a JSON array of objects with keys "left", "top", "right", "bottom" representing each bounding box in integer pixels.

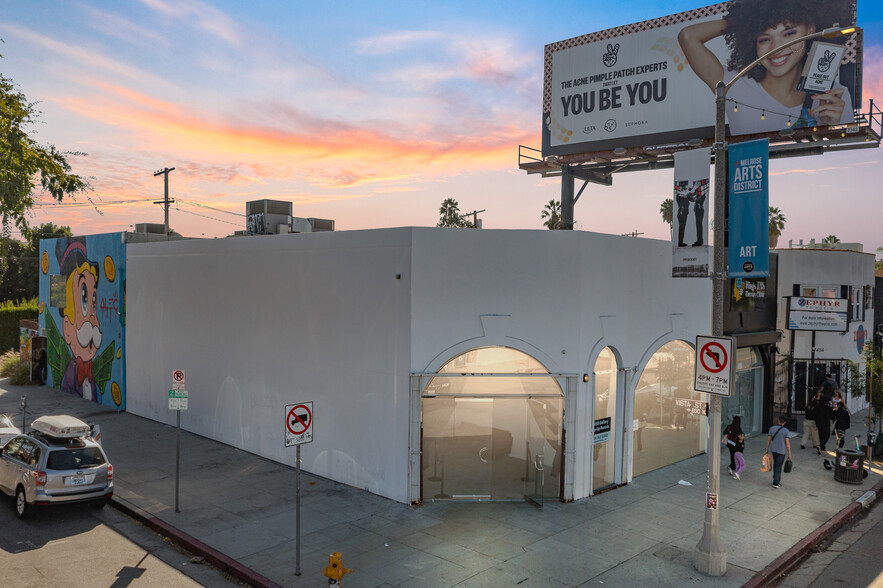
[{"left": 2, "top": 382, "right": 880, "bottom": 588}]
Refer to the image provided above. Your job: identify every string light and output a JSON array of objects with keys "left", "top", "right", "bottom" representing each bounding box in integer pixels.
[
  {"left": 733, "top": 102, "right": 738, "bottom": 112},
  {"left": 761, "top": 110, "right": 765, "bottom": 120},
  {"left": 787, "top": 116, "right": 792, "bottom": 127}
]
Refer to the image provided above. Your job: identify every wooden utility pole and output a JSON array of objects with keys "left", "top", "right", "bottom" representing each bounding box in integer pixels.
[{"left": 153, "top": 167, "right": 176, "bottom": 235}]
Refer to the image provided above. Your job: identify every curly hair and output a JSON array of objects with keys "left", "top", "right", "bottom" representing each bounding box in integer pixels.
[{"left": 724, "top": 0, "right": 855, "bottom": 81}]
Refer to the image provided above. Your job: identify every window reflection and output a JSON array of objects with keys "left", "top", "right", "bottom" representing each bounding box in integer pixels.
[
  {"left": 632, "top": 340, "right": 707, "bottom": 477},
  {"left": 593, "top": 347, "right": 617, "bottom": 492}
]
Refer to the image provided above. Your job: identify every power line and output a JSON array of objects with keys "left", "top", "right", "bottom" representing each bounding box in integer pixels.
[
  {"left": 173, "top": 206, "right": 242, "bottom": 227},
  {"left": 176, "top": 199, "right": 245, "bottom": 217}
]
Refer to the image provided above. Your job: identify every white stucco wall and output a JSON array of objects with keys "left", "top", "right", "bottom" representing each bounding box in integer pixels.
[
  {"left": 126, "top": 230, "right": 413, "bottom": 502},
  {"left": 775, "top": 248, "right": 875, "bottom": 413}
]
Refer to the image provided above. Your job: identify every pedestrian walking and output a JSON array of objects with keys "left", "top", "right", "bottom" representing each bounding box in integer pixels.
[
  {"left": 801, "top": 391, "right": 821, "bottom": 450},
  {"left": 732, "top": 432, "right": 746, "bottom": 480},
  {"left": 819, "top": 373, "right": 838, "bottom": 405},
  {"left": 833, "top": 401, "right": 851, "bottom": 449},
  {"left": 764, "top": 416, "right": 792, "bottom": 489},
  {"left": 722, "top": 415, "right": 742, "bottom": 477},
  {"left": 815, "top": 391, "right": 833, "bottom": 454}
]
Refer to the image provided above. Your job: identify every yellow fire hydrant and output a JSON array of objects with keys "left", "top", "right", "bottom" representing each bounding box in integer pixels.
[{"left": 322, "top": 551, "right": 353, "bottom": 585}]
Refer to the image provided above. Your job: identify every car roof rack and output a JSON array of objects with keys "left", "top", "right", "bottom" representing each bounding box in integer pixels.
[{"left": 30, "top": 415, "right": 92, "bottom": 440}]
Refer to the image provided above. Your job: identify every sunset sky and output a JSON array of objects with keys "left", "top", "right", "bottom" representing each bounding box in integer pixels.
[{"left": 3, "top": 0, "right": 882, "bottom": 254}]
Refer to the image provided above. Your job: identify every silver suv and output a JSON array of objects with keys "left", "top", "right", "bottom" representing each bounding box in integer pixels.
[{"left": 0, "top": 415, "right": 113, "bottom": 518}]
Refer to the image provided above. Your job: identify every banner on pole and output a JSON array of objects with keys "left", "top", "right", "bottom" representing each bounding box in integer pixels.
[
  {"left": 672, "top": 147, "right": 710, "bottom": 278},
  {"left": 728, "top": 139, "right": 769, "bottom": 278}
]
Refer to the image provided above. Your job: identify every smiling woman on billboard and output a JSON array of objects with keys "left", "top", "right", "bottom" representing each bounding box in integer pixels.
[{"left": 678, "top": 0, "right": 856, "bottom": 135}]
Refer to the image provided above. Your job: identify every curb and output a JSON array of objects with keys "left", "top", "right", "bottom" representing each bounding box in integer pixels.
[
  {"left": 743, "top": 476, "right": 883, "bottom": 588},
  {"left": 109, "top": 498, "right": 283, "bottom": 588}
]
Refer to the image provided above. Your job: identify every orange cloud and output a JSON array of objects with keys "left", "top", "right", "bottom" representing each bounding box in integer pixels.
[{"left": 56, "top": 82, "right": 537, "bottom": 188}]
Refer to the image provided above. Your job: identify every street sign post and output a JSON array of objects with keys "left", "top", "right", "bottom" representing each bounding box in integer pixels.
[
  {"left": 694, "top": 336, "right": 735, "bottom": 397},
  {"left": 284, "top": 401, "right": 313, "bottom": 577},
  {"left": 169, "top": 370, "right": 187, "bottom": 514}
]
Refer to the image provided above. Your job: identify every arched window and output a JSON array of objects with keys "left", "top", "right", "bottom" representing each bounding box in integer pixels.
[
  {"left": 632, "top": 340, "right": 707, "bottom": 477},
  {"left": 422, "top": 347, "right": 563, "bottom": 501}
]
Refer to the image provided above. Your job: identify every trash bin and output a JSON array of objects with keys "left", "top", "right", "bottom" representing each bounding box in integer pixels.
[{"left": 833, "top": 448, "right": 864, "bottom": 484}]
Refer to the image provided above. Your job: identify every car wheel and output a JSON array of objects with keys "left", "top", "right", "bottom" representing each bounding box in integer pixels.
[{"left": 15, "top": 486, "right": 32, "bottom": 519}]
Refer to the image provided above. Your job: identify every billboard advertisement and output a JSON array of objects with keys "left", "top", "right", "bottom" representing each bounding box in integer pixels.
[{"left": 542, "top": 0, "right": 858, "bottom": 158}]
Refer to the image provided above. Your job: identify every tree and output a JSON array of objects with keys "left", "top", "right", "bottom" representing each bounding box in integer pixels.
[
  {"left": 436, "top": 198, "right": 474, "bottom": 228},
  {"left": 877, "top": 246, "right": 883, "bottom": 271},
  {"left": 660, "top": 198, "right": 673, "bottom": 233},
  {"left": 822, "top": 235, "right": 841, "bottom": 247},
  {"left": 768, "top": 206, "right": 786, "bottom": 248},
  {"left": 541, "top": 200, "right": 561, "bottom": 230},
  {"left": 0, "top": 222, "right": 71, "bottom": 302},
  {"left": 0, "top": 63, "right": 89, "bottom": 237}
]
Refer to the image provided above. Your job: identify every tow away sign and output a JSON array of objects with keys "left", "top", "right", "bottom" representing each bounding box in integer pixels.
[
  {"left": 285, "top": 402, "right": 313, "bottom": 447},
  {"left": 694, "top": 336, "right": 735, "bottom": 397}
]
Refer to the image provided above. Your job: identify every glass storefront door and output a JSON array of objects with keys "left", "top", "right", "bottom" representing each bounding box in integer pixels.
[
  {"left": 421, "top": 347, "right": 564, "bottom": 502},
  {"left": 722, "top": 347, "right": 764, "bottom": 436}
]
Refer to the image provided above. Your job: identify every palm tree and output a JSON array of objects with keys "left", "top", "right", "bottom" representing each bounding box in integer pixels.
[
  {"left": 768, "top": 207, "right": 786, "bottom": 248},
  {"left": 660, "top": 198, "right": 673, "bottom": 235},
  {"left": 541, "top": 200, "right": 562, "bottom": 230},
  {"left": 437, "top": 198, "right": 473, "bottom": 228},
  {"left": 822, "top": 234, "right": 841, "bottom": 247}
]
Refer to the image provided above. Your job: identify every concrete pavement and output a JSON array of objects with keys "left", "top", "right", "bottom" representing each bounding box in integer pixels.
[{"left": 2, "top": 381, "right": 881, "bottom": 588}]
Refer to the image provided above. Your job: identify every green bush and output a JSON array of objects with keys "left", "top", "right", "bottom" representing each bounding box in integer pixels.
[
  {"left": 0, "top": 298, "right": 39, "bottom": 353},
  {"left": 0, "top": 350, "right": 31, "bottom": 385}
]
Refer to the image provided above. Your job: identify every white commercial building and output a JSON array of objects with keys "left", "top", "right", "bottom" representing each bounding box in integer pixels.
[
  {"left": 774, "top": 247, "right": 875, "bottom": 416},
  {"left": 123, "top": 228, "right": 712, "bottom": 504}
]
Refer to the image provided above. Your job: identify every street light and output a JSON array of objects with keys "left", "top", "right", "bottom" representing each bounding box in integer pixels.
[{"left": 694, "top": 24, "right": 858, "bottom": 577}]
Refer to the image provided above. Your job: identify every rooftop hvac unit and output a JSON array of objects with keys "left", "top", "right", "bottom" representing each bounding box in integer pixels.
[
  {"left": 308, "top": 218, "right": 335, "bottom": 232},
  {"left": 290, "top": 217, "right": 312, "bottom": 233}
]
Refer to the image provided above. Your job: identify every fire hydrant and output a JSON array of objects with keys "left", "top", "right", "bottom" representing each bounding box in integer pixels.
[{"left": 322, "top": 551, "right": 353, "bottom": 585}]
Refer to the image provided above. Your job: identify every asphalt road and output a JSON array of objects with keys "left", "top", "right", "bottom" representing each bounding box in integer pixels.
[
  {"left": 775, "top": 498, "right": 883, "bottom": 588},
  {"left": 0, "top": 496, "right": 243, "bottom": 588}
]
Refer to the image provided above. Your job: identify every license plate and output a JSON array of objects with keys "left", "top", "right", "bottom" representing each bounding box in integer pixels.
[{"left": 68, "top": 475, "right": 86, "bottom": 486}]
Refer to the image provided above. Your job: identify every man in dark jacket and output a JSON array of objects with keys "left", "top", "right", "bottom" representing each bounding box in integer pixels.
[
  {"left": 814, "top": 390, "right": 832, "bottom": 454},
  {"left": 833, "top": 401, "right": 851, "bottom": 448}
]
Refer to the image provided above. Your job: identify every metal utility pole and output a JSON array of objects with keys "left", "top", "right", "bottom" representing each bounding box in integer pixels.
[
  {"left": 461, "top": 209, "right": 486, "bottom": 228},
  {"left": 153, "top": 167, "right": 176, "bottom": 235},
  {"left": 694, "top": 24, "right": 856, "bottom": 578}
]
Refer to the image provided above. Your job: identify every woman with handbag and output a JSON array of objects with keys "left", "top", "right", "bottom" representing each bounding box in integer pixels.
[
  {"left": 764, "top": 416, "right": 792, "bottom": 489},
  {"left": 722, "top": 416, "right": 742, "bottom": 477}
]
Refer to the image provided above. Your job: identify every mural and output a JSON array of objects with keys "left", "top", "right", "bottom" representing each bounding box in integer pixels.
[{"left": 39, "top": 234, "right": 126, "bottom": 408}]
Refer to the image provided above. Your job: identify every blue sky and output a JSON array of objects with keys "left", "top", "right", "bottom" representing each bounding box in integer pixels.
[{"left": 2, "top": 0, "right": 881, "bottom": 254}]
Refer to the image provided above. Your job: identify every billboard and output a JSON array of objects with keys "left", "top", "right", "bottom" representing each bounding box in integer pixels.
[{"left": 542, "top": 0, "right": 859, "bottom": 158}]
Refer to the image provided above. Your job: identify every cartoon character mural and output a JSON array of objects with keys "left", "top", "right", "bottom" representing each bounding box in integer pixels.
[{"left": 39, "top": 234, "right": 126, "bottom": 408}]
